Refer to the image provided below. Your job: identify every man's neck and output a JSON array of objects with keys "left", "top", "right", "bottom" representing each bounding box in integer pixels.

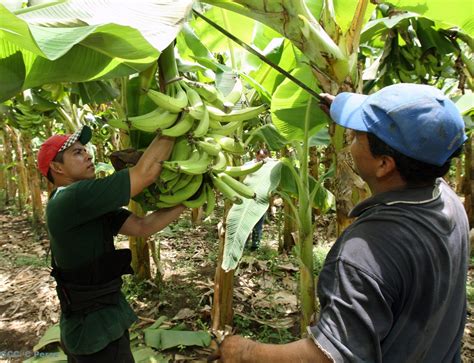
[{"left": 370, "top": 175, "right": 407, "bottom": 195}]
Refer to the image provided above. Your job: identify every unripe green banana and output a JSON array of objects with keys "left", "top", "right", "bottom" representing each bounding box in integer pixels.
[
  {"left": 209, "top": 120, "right": 242, "bottom": 136},
  {"left": 211, "top": 174, "right": 243, "bottom": 205},
  {"left": 211, "top": 151, "right": 227, "bottom": 173},
  {"left": 155, "top": 200, "right": 180, "bottom": 208},
  {"left": 224, "top": 160, "right": 264, "bottom": 177},
  {"left": 147, "top": 83, "right": 188, "bottom": 113},
  {"left": 182, "top": 82, "right": 204, "bottom": 108},
  {"left": 182, "top": 184, "right": 208, "bottom": 208},
  {"left": 161, "top": 113, "right": 195, "bottom": 137},
  {"left": 397, "top": 68, "right": 415, "bottom": 83},
  {"left": 210, "top": 134, "right": 246, "bottom": 154},
  {"left": 224, "top": 75, "right": 243, "bottom": 106},
  {"left": 171, "top": 136, "right": 193, "bottom": 161},
  {"left": 158, "top": 175, "right": 181, "bottom": 194},
  {"left": 159, "top": 168, "right": 180, "bottom": 183},
  {"left": 171, "top": 173, "right": 195, "bottom": 192},
  {"left": 196, "top": 139, "right": 222, "bottom": 156},
  {"left": 164, "top": 151, "right": 211, "bottom": 175},
  {"left": 108, "top": 117, "right": 129, "bottom": 130},
  {"left": 184, "top": 79, "right": 224, "bottom": 105},
  {"left": 124, "top": 108, "right": 179, "bottom": 133},
  {"left": 207, "top": 104, "right": 267, "bottom": 123},
  {"left": 163, "top": 148, "right": 200, "bottom": 172},
  {"left": 217, "top": 172, "right": 256, "bottom": 199},
  {"left": 159, "top": 173, "right": 203, "bottom": 204},
  {"left": 192, "top": 103, "right": 210, "bottom": 138},
  {"left": 399, "top": 47, "right": 415, "bottom": 63}
]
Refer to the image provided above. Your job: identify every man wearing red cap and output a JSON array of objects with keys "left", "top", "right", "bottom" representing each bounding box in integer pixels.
[
  {"left": 38, "top": 126, "right": 185, "bottom": 362},
  {"left": 212, "top": 84, "right": 469, "bottom": 362}
]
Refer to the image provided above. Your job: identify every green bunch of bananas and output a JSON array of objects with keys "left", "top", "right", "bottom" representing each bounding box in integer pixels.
[
  {"left": 11, "top": 103, "right": 44, "bottom": 130},
  {"left": 119, "top": 76, "right": 268, "bottom": 214}
]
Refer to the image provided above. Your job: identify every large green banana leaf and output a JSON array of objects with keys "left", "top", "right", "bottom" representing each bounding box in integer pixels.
[
  {"left": 223, "top": 159, "right": 282, "bottom": 271},
  {"left": 388, "top": 0, "right": 473, "bottom": 36},
  {"left": 271, "top": 64, "right": 330, "bottom": 141},
  {"left": 0, "top": 0, "right": 193, "bottom": 102}
]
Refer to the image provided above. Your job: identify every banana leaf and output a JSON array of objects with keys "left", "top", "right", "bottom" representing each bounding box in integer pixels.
[
  {"left": 223, "top": 159, "right": 282, "bottom": 271},
  {"left": 387, "top": 0, "right": 474, "bottom": 36},
  {"left": 270, "top": 64, "right": 330, "bottom": 141},
  {"left": 33, "top": 324, "right": 60, "bottom": 352},
  {"left": 132, "top": 347, "right": 170, "bottom": 363},
  {"left": 244, "top": 124, "right": 289, "bottom": 151},
  {"left": 279, "top": 163, "right": 335, "bottom": 213},
  {"left": 0, "top": 0, "right": 193, "bottom": 102},
  {"left": 144, "top": 328, "right": 211, "bottom": 350},
  {"left": 453, "top": 91, "right": 474, "bottom": 115}
]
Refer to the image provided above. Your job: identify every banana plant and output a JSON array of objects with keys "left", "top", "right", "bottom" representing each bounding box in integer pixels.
[
  {"left": 0, "top": 0, "right": 193, "bottom": 102},
  {"left": 199, "top": 0, "right": 473, "bottom": 333}
]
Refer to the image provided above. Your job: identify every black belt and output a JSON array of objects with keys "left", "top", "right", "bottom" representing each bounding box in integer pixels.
[{"left": 51, "top": 249, "right": 134, "bottom": 316}]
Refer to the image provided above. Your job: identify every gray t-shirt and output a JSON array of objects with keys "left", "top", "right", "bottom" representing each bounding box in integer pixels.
[{"left": 310, "top": 179, "right": 469, "bottom": 362}]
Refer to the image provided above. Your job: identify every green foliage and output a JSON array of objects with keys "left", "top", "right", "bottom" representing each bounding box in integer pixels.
[
  {"left": 313, "top": 245, "right": 331, "bottom": 276},
  {"left": 234, "top": 315, "right": 296, "bottom": 344},
  {"left": 223, "top": 160, "right": 282, "bottom": 271},
  {"left": 0, "top": 0, "right": 193, "bottom": 101}
]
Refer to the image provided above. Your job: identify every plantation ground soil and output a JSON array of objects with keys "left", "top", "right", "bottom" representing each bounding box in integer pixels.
[{"left": 0, "top": 207, "right": 473, "bottom": 362}]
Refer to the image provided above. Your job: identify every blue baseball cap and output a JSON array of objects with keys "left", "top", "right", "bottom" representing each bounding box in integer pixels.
[{"left": 330, "top": 83, "right": 466, "bottom": 166}]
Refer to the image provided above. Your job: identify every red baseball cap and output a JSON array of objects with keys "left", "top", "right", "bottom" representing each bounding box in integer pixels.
[{"left": 37, "top": 126, "right": 92, "bottom": 177}]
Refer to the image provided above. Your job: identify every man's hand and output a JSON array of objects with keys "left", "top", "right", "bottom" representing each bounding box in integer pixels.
[
  {"left": 110, "top": 149, "right": 143, "bottom": 171},
  {"left": 208, "top": 335, "right": 255, "bottom": 363},
  {"left": 319, "top": 93, "right": 335, "bottom": 116}
]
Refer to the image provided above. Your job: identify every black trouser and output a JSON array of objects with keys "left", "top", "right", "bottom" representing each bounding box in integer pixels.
[{"left": 62, "top": 330, "right": 134, "bottom": 363}]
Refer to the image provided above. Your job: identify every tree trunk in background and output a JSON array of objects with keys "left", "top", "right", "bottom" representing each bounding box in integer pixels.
[
  {"left": 22, "top": 132, "right": 43, "bottom": 226},
  {"left": 309, "top": 145, "right": 321, "bottom": 220},
  {"left": 280, "top": 197, "right": 297, "bottom": 253},
  {"left": 0, "top": 128, "right": 6, "bottom": 208},
  {"left": 2, "top": 126, "right": 16, "bottom": 206},
  {"left": 211, "top": 201, "right": 234, "bottom": 331},
  {"left": 7, "top": 126, "right": 28, "bottom": 209},
  {"left": 455, "top": 157, "right": 463, "bottom": 194},
  {"left": 463, "top": 135, "right": 473, "bottom": 227},
  {"left": 279, "top": 147, "right": 296, "bottom": 252},
  {"left": 129, "top": 201, "right": 151, "bottom": 280},
  {"left": 11, "top": 128, "right": 31, "bottom": 210}
]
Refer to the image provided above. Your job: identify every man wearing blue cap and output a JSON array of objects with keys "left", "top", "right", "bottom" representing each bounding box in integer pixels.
[
  {"left": 212, "top": 84, "right": 469, "bottom": 362},
  {"left": 38, "top": 129, "right": 186, "bottom": 362}
]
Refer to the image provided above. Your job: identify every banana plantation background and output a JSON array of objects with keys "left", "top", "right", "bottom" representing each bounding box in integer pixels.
[{"left": 0, "top": 0, "right": 473, "bottom": 361}]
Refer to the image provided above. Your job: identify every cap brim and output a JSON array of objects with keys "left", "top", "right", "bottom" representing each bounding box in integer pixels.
[
  {"left": 330, "top": 92, "right": 369, "bottom": 131},
  {"left": 78, "top": 125, "right": 92, "bottom": 145},
  {"left": 59, "top": 126, "right": 92, "bottom": 152}
]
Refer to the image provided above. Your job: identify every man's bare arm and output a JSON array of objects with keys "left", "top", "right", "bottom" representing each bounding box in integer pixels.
[
  {"left": 128, "top": 135, "right": 174, "bottom": 198},
  {"left": 209, "top": 336, "right": 334, "bottom": 363},
  {"left": 118, "top": 204, "right": 186, "bottom": 237}
]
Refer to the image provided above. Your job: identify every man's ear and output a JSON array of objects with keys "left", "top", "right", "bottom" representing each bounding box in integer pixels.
[
  {"left": 375, "top": 155, "right": 397, "bottom": 178},
  {"left": 49, "top": 161, "right": 64, "bottom": 175}
]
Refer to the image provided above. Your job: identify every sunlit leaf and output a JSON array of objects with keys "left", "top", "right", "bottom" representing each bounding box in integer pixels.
[
  {"left": 271, "top": 65, "right": 330, "bottom": 141},
  {"left": 223, "top": 160, "right": 282, "bottom": 271},
  {"left": 387, "top": 0, "right": 474, "bottom": 36},
  {"left": 0, "top": 0, "right": 193, "bottom": 101}
]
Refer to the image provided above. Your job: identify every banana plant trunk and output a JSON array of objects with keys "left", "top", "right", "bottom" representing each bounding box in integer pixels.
[
  {"left": 129, "top": 200, "right": 151, "bottom": 280},
  {"left": 211, "top": 201, "right": 234, "bottom": 330},
  {"left": 280, "top": 197, "right": 297, "bottom": 253},
  {"left": 7, "top": 126, "right": 28, "bottom": 210},
  {"left": 22, "top": 132, "right": 43, "bottom": 226},
  {"left": 0, "top": 128, "right": 6, "bottom": 207},
  {"left": 2, "top": 126, "right": 16, "bottom": 206},
  {"left": 125, "top": 58, "right": 161, "bottom": 281},
  {"left": 280, "top": 148, "right": 297, "bottom": 253},
  {"left": 463, "top": 135, "right": 473, "bottom": 226}
]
